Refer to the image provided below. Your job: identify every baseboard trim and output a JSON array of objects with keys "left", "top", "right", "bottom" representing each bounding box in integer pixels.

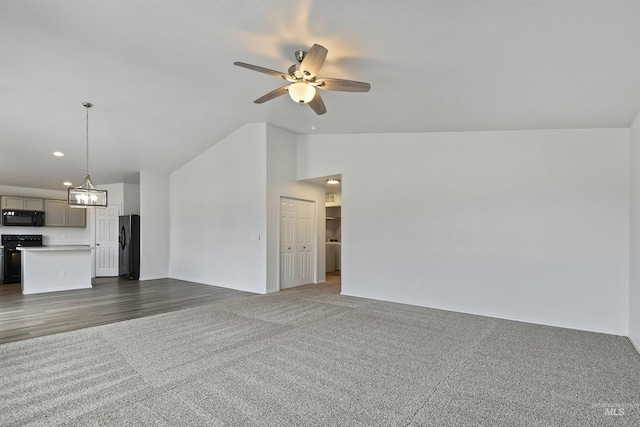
[
  {"left": 340, "top": 290, "right": 627, "bottom": 336},
  {"left": 629, "top": 336, "right": 640, "bottom": 356}
]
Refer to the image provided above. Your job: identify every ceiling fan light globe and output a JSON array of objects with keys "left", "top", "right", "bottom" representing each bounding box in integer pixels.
[{"left": 288, "top": 82, "right": 315, "bottom": 104}]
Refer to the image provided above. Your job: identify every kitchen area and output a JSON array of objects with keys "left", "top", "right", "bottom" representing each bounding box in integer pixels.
[
  {"left": 1, "top": 193, "right": 140, "bottom": 295},
  {"left": 1, "top": 195, "right": 93, "bottom": 294}
]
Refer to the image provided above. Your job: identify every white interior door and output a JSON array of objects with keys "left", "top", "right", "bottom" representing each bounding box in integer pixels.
[
  {"left": 280, "top": 198, "right": 297, "bottom": 289},
  {"left": 280, "top": 197, "right": 315, "bottom": 289},
  {"left": 296, "top": 200, "right": 314, "bottom": 285},
  {"left": 95, "top": 205, "right": 120, "bottom": 277}
]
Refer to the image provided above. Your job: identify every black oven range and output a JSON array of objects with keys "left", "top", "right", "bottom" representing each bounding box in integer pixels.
[{"left": 1, "top": 234, "right": 43, "bottom": 284}]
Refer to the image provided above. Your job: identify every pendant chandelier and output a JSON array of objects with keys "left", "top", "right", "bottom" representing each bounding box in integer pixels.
[{"left": 67, "top": 102, "right": 108, "bottom": 208}]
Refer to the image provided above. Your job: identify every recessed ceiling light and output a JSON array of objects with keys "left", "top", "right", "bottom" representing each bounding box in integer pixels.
[
  {"left": 326, "top": 178, "right": 340, "bottom": 185},
  {"left": 53, "top": 151, "right": 64, "bottom": 157},
  {"left": 63, "top": 182, "right": 72, "bottom": 186}
]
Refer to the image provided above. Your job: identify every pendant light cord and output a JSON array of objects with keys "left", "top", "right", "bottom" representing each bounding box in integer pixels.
[
  {"left": 83, "top": 102, "right": 92, "bottom": 176},
  {"left": 85, "top": 103, "right": 90, "bottom": 176}
]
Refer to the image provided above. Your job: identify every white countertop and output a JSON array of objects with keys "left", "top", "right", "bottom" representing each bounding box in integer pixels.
[{"left": 18, "top": 245, "right": 92, "bottom": 252}]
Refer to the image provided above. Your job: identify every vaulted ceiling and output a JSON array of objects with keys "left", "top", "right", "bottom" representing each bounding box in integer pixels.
[{"left": 2, "top": 0, "right": 640, "bottom": 190}]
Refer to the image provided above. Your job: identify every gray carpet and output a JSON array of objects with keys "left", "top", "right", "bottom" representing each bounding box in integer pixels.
[{"left": 1, "top": 282, "right": 639, "bottom": 426}]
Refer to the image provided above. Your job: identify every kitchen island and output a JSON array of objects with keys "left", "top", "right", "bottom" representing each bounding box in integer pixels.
[{"left": 18, "top": 246, "right": 92, "bottom": 295}]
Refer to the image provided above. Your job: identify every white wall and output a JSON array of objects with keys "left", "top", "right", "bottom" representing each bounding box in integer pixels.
[
  {"left": 169, "top": 124, "right": 268, "bottom": 293},
  {"left": 98, "top": 182, "right": 140, "bottom": 215},
  {"left": 265, "top": 124, "right": 326, "bottom": 293},
  {"left": 629, "top": 113, "right": 640, "bottom": 351},
  {"left": 140, "top": 171, "right": 169, "bottom": 280},
  {"left": 0, "top": 185, "right": 70, "bottom": 200},
  {"left": 298, "top": 129, "right": 629, "bottom": 335},
  {"left": 123, "top": 183, "right": 141, "bottom": 215},
  {"left": 100, "top": 183, "right": 125, "bottom": 214}
]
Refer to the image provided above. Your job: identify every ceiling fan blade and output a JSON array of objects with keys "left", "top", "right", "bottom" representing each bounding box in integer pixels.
[
  {"left": 233, "top": 62, "right": 288, "bottom": 79},
  {"left": 300, "top": 44, "right": 328, "bottom": 79},
  {"left": 308, "top": 91, "right": 327, "bottom": 115},
  {"left": 316, "top": 78, "right": 371, "bottom": 92},
  {"left": 254, "top": 86, "right": 289, "bottom": 104}
]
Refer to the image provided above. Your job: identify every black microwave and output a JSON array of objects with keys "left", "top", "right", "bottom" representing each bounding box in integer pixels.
[{"left": 2, "top": 209, "right": 45, "bottom": 227}]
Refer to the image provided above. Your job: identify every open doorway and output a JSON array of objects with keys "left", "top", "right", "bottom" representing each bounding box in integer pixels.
[
  {"left": 298, "top": 174, "right": 343, "bottom": 292},
  {"left": 324, "top": 175, "right": 342, "bottom": 290}
]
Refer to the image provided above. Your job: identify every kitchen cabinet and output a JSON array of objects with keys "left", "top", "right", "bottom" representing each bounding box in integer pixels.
[
  {"left": 1, "top": 195, "right": 85, "bottom": 227},
  {"left": 1, "top": 196, "right": 44, "bottom": 211},
  {"left": 44, "top": 199, "right": 86, "bottom": 227},
  {"left": 66, "top": 206, "right": 86, "bottom": 227},
  {"left": 44, "top": 200, "right": 66, "bottom": 226}
]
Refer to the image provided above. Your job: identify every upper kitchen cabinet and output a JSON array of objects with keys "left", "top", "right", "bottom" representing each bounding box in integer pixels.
[
  {"left": 44, "top": 199, "right": 86, "bottom": 227},
  {"left": 44, "top": 200, "right": 65, "bottom": 226},
  {"left": 1, "top": 196, "right": 44, "bottom": 211},
  {"left": 66, "top": 205, "right": 86, "bottom": 227}
]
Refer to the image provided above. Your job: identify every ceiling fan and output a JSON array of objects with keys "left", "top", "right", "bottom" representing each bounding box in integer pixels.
[{"left": 234, "top": 44, "right": 371, "bottom": 115}]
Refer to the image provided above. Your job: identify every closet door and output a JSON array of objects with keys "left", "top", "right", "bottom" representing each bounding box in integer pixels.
[
  {"left": 280, "top": 198, "right": 297, "bottom": 289},
  {"left": 280, "top": 197, "right": 315, "bottom": 289},
  {"left": 296, "top": 200, "right": 314, "bottom": 286}
]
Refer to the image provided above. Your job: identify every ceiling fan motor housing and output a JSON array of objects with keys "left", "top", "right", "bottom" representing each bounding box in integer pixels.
[{"left": 287, "top": 63, "right": 306, "bottom": 81}]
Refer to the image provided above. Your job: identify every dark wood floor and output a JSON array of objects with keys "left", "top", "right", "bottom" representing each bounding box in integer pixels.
[{"left": 0, "top": 277, "right": 257, "bottom": 345}]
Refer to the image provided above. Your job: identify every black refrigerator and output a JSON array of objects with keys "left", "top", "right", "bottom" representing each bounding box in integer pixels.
[{"left": 119, "top": 214, "right": 140, "bottom": 280}]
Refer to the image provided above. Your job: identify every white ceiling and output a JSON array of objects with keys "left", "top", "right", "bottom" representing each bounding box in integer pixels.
[{"left": 2, "top": 0, "right": 640, "bottom": 191}]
